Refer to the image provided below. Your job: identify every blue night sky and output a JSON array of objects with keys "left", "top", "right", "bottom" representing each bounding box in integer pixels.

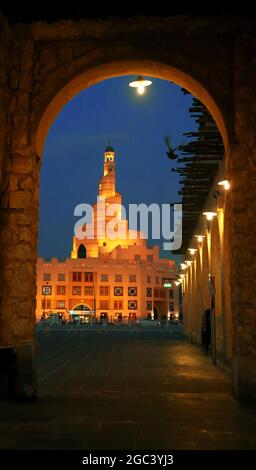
[{"left": 38, "top": 76, "right": 197, "bottom": 261}]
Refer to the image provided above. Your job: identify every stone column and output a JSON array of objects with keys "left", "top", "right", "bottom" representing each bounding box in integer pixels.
[
  {"left": 183, "top": 276, "right": 189, "bottom": 338},
  {"left": 0, "top": 30, "right": 38, "bottom": 399},
  {"left": 230, "top": 35, "right": 256, "bottom": 402},
  {"left": 195, "top": 251, "right": 203, "bottom": 345},
  {"left": 186, "top": 268, "right": 193, "bottom": 341},
  {"left": 190, "top": 261, "right": 197, "bottom": 343}
]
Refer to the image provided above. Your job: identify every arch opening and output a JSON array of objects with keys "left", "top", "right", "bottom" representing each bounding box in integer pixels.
[
  {"left": 35, "top": 59, "right": 231, "bottom": 376},
  {"left": 77, "top": 244, "right": 86, "bottom": 259},
  {"left": 35, "top": 60, "right": 230, "bottom": 158}
]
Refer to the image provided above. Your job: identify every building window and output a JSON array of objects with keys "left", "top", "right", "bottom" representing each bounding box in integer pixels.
[
  {"left": 155, "top": 276, "right": 159, "bottom": 285},
  {"left": 72, "top": 272, "right": 81, "bottom": 282},
  {"left": 84, "top": 286, "right": 93, "bottom": 296},
  {"left": 134, "top": 255, "right": 141, "bottom": 261},
  {"left": 115, "top": 274, "right": 122, "bottom": 282},
  {"left": 99, "top": 300, "right": 109, "bottom": 310},
  {"left": 159, "top": 288, "right": 165, "bottom": 298},
  {"left": 154, "top": 287, "right": 165, "bottom": 298},
  {"left": 154, "top": 288, "right": 159, "bottom": 298},
  {"left": 147, "top": 300, "right": 152, "bottom": 310},
  {"left": 114, "top": 312, "right": 123, "bottom": 321},
  {"left": 128, "top": 312, "right": 136, "bottom": 320},
  {"left": 57, "top": 273, "right": 65, "bottom": 281},
  {"left": 42, "top": 300, "right": 51, "bottom": 309},
  {"left": 147, "top": 255, "right": 153, "bottom": 261},
  {"left": 100, "top": 286, "right": 109, "bottom": 296},
  {"left": 169, "top": 289, "right": 174, "bottom": 299},
  {"left": 84, "top": 272, "right": 93, "bottom": 282},
  {"left": 114, "top": 286, "right": 123, "bottom": 296},
  {"left": 146, "top": 275, "right": 151, "bottom": 284},
  {"left": 129, "top": 274, "right": 136, "bottom": 282},
  {"left": 169, "top": 302, "right": 174, "bottom": 311},
  {"left": 42, "top": 285, "right": 52, "bottom": 295},
  {"left": 72, "top": 286, "right": 81, "bottom": 295},
  {"left": 114, "top": 300, "right": 123, "bottom": 309},
  {"left": 56, "top": 286, "right": 66, "bottom": 295},
  {"left": 43, "top": 273, "right": 51, "bottom": 281},
  {"left": 128, "top": 300, "right": 137, "bottom": 310},
  {"left": 101, "top": 274, "right": 108, "bottom": 282},
  {"left": 56, "top": 300, "right": 65, "bottom": 309},
  {"left": 146, "top": 287, "right": 152, "bottom": 297},
  {"left": 128, "top": 286, "right": 137, "bottom": 297}
]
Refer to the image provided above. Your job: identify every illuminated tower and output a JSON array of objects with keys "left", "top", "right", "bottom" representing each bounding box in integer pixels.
[
  {"left": 98, "top": 146, "right": 116, "bottom": 198},
  {"left": 71, "top": 145, "right": 143, "bottom": 259}
]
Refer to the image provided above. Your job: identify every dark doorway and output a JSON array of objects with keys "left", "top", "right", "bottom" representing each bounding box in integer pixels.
[
  {"left": 201, "top": 309, "right": 211, "bottom": 353},
  {"left": 78, "top": 244, "right": 86, "bottom": 258}
]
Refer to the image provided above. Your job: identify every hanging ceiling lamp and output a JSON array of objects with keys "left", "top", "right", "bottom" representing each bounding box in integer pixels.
[{"left": 129, "top": 76, "right": 152, "bottom": 95}]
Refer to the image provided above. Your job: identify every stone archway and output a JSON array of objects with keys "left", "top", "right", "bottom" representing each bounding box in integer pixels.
[
  {"left": 34, "top": 59, "right": 230, "bottom": 159},
  {"left": 73, "top": 303, "right": 91, "bottom": 311},
  {"left": 1, "top": 16, "right": 256, "bottom": 401}
]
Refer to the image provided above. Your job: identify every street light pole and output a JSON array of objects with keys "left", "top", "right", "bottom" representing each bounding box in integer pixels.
[
  {"left": 93, "top": 273, "right": 96, "bottom": 320},
  {"left": 42, "top": 281, "right": 49, "bottom": 319}
]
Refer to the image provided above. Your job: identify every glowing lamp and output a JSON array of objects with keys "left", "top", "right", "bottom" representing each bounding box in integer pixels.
[
  {"left": 164, "top": 282, "right": 172, "bottom": 288},
  {"left": 129, "top": 76, "right": 152, "bottom": 95},
  {"left": 185, "top": 260, "right": 193, "bottom": 266},
  {"left": 194, "top": 235, "right": 205, "bottom": 243},
  {"left": 203, "top": 211, "right": 217, "bottom": 221},
  {"left": 180, "top": 263, "right": 188, "bottom": 270},
  {"left": 218, "top": 180, "right": 230, "bottom": 190},
  {"left": 188, "top": 248, "right": 197, "bottom": 255}
]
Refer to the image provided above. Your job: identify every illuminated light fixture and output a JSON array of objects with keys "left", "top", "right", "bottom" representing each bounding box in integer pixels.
[
  {"left": 175, "top": 281, "right": 181, "bottom": 286},
  {"left": 218, "top": 179, "right": 230, "bottom": 190},
  {"left": 129, "top": 76, "right": 152, "bottom": 95},
  {"left": 188, "top": 248, "right": 197, "bottom": 255},
  {"left": 179, "top": 273, "right": 185, "bottom": 279},
  {"left": 185, "top": 260, "right": 193, "bottom": 266},
  {"left": 180, "top": 263, "right": 188, "bottom": 270},
  {"left": 194, "top": 235, "right": 205, "bottom": 243},
  {"left": 203, "top": 211, "right": 217, "bottom": 221},
  {"left": 164, "top": 281, "right": 172, "bottom": 288}
]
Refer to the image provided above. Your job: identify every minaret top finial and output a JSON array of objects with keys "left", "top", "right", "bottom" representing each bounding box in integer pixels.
[
  {"left": 105, "top": 143, "right": 114, "bottom": 152},
  {"left": 105, "top": 145, "right": 114, "bottom": 152}
]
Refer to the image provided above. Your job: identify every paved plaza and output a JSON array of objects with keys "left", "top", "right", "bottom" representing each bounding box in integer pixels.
[{"left": 0, "top": 326, "right": 256, "bottom": 450}]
